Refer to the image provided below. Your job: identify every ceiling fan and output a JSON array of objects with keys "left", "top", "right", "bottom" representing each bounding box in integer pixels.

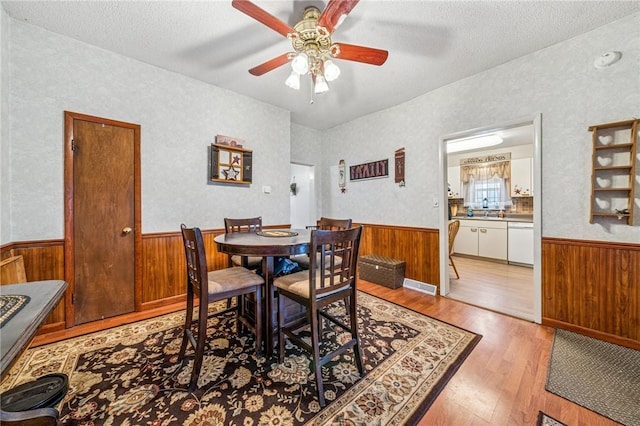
[{"left": 231, "top": 0, "right": 388, "bottom": 96}]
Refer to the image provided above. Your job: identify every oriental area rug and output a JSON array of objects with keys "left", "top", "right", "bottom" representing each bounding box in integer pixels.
[{"left": 1, "top": 292, "right": 481, "bottom": 425}]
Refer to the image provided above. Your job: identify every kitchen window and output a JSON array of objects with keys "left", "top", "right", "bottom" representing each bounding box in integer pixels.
[{"left": 461, "top": 160, "right": 512, "bottom": 209}]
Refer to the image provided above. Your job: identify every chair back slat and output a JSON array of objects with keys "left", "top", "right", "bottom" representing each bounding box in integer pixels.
[
  {"left": 448, "top": 220, "right": 460, "bottom": 255},
  {"left": 309, "top": 226, "right": 362, "bottom": 298},
  {"left": 224, "top": 217, "right": 262, "bottom": 233},
  {"left": 180, "top": 224, "right": 209, "bottom": 301},
  {"left": 310, "top": 217, "right": 352, "bottom": 231}
]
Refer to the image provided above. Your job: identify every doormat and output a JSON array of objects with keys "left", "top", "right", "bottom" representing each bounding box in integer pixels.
[{"left": 546, "top": 328, "right": 640, "bottom": 425}]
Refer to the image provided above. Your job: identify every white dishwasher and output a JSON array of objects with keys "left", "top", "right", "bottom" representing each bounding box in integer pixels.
[{"left": 508, "top": 221, "right": 533, "bottom": 266}]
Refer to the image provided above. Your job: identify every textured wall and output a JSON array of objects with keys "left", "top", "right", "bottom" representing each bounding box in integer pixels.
[
  {"left": 1, "top": 8, "right": 10, "bottom": 245},
  {"left": 6, "top": 20, "right": 291, "bottom": 241},
  {"left": 320, "top": 13, "right": 640, "bottom": 243}
]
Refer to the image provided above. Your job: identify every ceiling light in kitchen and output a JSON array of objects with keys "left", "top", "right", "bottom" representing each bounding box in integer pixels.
[{"left": 447, "top": 134, "right": 503, "bottom": 153}]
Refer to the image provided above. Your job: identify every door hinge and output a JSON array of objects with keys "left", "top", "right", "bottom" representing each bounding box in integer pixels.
[
  {"left": 71, "top": 292, "right": 75, "bottom": 304},
  {"left": 71, "top": 139, "right": 78, "bottom": 151}
]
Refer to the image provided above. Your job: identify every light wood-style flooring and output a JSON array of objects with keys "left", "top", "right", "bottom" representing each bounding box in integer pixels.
[
  {"left": 447, "top": 255, "right": 534, "bottom": 321},
  {"left": 359, "top": 280, "right": 618, "bottom": 426}
]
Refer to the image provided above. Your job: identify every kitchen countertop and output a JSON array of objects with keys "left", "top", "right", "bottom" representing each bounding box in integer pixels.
[{"left": 452, "top": 215, "right": 533, "bottom": 223}]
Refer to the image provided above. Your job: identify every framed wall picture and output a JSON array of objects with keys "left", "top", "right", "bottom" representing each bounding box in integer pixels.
[{"left": 210, "top": 139, "right": 252, "bottom": 185}]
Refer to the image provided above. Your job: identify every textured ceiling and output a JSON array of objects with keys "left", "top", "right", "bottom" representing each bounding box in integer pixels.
[{"left": 2, "top": 1, "right": 638, "bottom": 130}]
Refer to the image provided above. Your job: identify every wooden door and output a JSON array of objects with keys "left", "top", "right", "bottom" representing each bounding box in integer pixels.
[{"left": 64, "top": 112, "right": 141, "bottom": 326}]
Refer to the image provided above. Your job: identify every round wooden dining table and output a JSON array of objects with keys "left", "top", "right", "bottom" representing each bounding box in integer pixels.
[{"left": 214, "top": 229, "right": 310, "bottom": 356}]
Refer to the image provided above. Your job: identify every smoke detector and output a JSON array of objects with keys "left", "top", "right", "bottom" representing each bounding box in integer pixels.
[{"left": 594, "top": 51, "right": 622, "bottom": 69}]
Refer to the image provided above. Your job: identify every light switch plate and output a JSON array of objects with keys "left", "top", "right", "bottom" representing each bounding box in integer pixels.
[{"left": 262, "top": 185, "right": 271, "bottom": 194}]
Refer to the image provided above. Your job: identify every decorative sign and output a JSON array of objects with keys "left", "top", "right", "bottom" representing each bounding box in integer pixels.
[
  {"left": 394, "top": 148, "right": 405, "bottom": 185},
  {"left": 350, "top": 159, "right": 389, "bottom": 181},
  {"left": 460, "top": 152, "right": 511, "bottom": 165},
  {"left": 338, "top": 159, "right": 346, "bottom": 193},
  {"left": 210, "top": 135, "right": 252, "bottom": 185},
  {"left": 215, "top": 134, "right": 244, "bottom": 148}
]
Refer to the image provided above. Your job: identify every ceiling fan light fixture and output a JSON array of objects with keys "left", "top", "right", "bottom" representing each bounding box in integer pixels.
[
  {"left": 285, "top": 70, "right": 301, "bottom": 90},
  {"left": 291, "top": 52, "right": 309, "bottom": 74},
  {"left": 314, "top": 74, "right": 329, "bottom": 94},
  {"left": 323, "top": 59, "right": 340, "bottom": 81}
]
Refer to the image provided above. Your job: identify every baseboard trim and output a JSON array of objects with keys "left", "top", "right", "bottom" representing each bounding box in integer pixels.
[{"left": 542, "top": 317, "right": 640, "bottom": 351}]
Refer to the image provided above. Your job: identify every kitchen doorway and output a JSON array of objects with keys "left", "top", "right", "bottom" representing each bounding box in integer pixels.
[
  {"left": 438, "top": 116, "right": 542, "bottom": 323},
  {"left": 290, "top": 163, "right": 316, "bottom": 229}
]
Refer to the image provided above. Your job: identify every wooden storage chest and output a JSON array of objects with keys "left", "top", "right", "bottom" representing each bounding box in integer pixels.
[{"left": 359, "top": 254, "right": 405, "bottom": 289}]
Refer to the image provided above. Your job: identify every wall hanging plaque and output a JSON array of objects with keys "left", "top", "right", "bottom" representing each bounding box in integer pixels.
[
  {"left": 349, "top": 159, "right": 389, "bottom": 181},
  {"left": 339, "top": 159, "right": 346, "bottom": 193},
  {"left": 395, "top": 148, "right": 405, "bottom": 186},
  {"left": 210, "top": 135, "right": 252, "bottom": 185}
]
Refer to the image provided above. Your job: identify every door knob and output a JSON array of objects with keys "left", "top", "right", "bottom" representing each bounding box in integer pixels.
[{"left": 122, "top": 227, "right": 133, "bottom": 235}]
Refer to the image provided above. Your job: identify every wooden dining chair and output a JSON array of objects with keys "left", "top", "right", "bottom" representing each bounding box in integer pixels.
[
  {"left": 274, "top": 226, "right": 364, "bottom": 407},
  {"left": 293, "top": 217, "right": 352, "bottom": 269},
  {"left": 448, "top": 219, "right": 461, "bottom": 279},
  {"left": 224, "top": 217, "right": 263, "bottom": 270},
  {"left": 179, "top": 224, "right": 265, "bottom": 391}
]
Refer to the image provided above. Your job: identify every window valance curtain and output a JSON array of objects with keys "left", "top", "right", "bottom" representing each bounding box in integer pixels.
[{"left": 461, "top": 161, "right": 511, "bottom": 183}]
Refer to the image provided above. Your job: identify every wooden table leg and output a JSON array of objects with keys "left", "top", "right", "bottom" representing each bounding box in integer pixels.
[{"left": 261, "top": 256, "right": 275, "bottom": 357}]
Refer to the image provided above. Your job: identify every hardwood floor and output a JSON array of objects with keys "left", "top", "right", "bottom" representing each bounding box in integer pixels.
[
  {"left": 447, "top": 255, "right": 534, "bottom": 321},
  {"left": 359, "top": 280, "right": 619, "bottom": 426},
  {"left": 28, "top": 279, "right": 617, "bottom": 425}
]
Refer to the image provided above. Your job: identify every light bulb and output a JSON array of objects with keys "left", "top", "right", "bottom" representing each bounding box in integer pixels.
[
  {"left": 291, "top": 52, "right": 309, "bottom": 74},
  {"left": 323, "top": 59, "right": 340, "bottom": 81},
  {"left": 314, "top": 74, "right": 329, "bottom": 94},
  {"left": 285, "top": 70, "right": 300, "bottom": 90}
]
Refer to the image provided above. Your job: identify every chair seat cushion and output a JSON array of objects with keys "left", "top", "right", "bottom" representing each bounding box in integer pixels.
[
  {"left": 290, "top": 253, "right": 343, "bottom": 269},
  {"left": 207, "top": 267, "right": 264, "bottom": 294},
  {"left": 274, "top": 270, "right": 345, "bottom": 300},
  {"left": 230, "top": 255, "right": 262, "bottom": 268}
]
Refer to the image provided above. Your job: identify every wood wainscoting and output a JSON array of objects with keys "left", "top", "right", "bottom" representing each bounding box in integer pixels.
[
  {"left": 542, "top": 237, "right": 640, "bottom": 350},
  {"left": 356, "top": 222, "right": 440, "bottom": 287},
  {"left": 5, "top": 229, "right": 638, "bottom": 350},
  {"left": 1, "top": 223, "right": 440, "bottom": 342}
]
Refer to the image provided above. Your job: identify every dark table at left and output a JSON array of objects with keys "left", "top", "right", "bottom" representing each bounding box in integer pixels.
[
  {"left": 1, "top": 280, "right": 67, "bottom": 379},
  {"left": 214, "top": 229, "right": 310, "bottom": 356}
]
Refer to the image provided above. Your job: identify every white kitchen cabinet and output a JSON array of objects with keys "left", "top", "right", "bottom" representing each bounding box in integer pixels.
[
  {"left": 448, "top": 165, "right": 461, "bottom": 197},
  {"left": 454, "top": 219, "right": 507, "bottom": 260},
  {"left": 511, "top": 158, "right": 532, "bottom": 196},
  {"left": 454, "top": 222, "right": 478, "bottom": 255}
]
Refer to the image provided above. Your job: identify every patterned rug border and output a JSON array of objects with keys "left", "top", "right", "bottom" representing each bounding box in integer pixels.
[
  {"left": 2, "top": 291, "right": 482, "bottom": 425},
  {"left": 356, "top": 290, "right": 483, "bottom": 425}
]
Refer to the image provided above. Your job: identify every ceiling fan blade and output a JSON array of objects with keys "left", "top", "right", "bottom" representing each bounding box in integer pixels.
[
  {"left": 232, "top": 0, "right": 295, "bottom": 38},
  {"left": 318, "top": 0, "right": 360, "bottom": 34},
  {"left": 249, "top": 53, "right": 291, "bottom": 76},
  {"left": 333, "top": 43, "right": 388, "bottom": 66}
]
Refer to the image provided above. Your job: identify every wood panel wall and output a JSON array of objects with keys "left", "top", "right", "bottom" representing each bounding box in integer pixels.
[
  {"left": 542, "top": 237, "right": 640, "bottom": 349},
  {"left": 1, "top": 240, "right": 66, "bottom": 332},
  {"left": 4, "top": 229, "right": 639, "bottom": 349},
  {"left": 357, "top": 223, "right": 440, "bottom": 287}
]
